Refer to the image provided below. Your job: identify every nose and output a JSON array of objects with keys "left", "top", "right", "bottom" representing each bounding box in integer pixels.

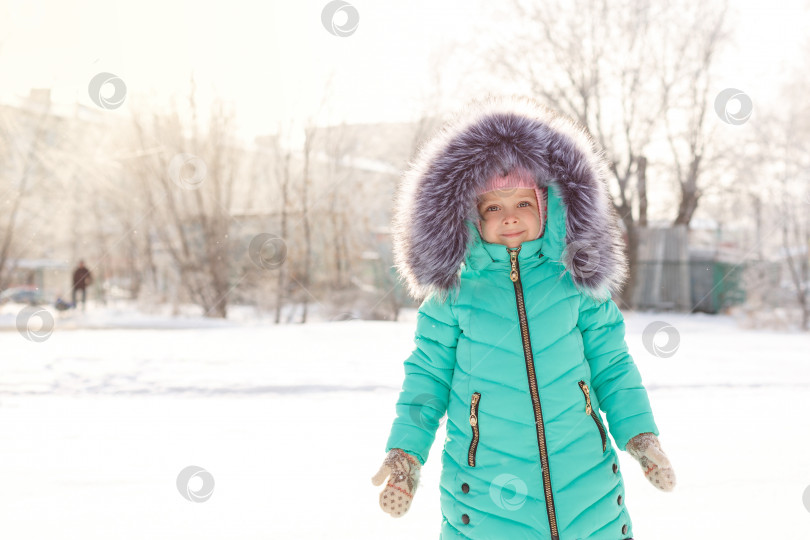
[{"left": 502, "top": 209, "right": 519, "bottom": 224}]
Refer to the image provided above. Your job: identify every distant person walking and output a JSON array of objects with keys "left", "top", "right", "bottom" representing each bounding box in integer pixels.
[{"left": 71, "top": 260, "right": 93, "bottom": 310}]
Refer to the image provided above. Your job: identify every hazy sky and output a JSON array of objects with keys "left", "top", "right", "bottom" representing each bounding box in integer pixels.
[{"left": 1, "top": 0, "right": 808, "bottom": 141}]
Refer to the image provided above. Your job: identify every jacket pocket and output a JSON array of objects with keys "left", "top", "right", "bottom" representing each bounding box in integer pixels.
[
  {"left": 468, "top": 392, "right": 481, "bottom": 467},
  {"left": 578, "top": 380, "right": 607, "bottom": 453}
]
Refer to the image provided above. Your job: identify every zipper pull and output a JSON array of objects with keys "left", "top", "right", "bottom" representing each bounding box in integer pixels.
[
  {"left": 470, "top": 393, "right": 480, "bottom": 426},
  {"left": 582, "top": 383, "right": 593, "bottom": 416},
  {"left": 508, "top": 246, "right": 520, "bottom": 282}
]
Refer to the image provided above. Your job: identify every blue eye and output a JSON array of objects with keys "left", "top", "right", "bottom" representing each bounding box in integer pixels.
[{"left": 518, "top": 201, "right": 530, "bottom": 207}]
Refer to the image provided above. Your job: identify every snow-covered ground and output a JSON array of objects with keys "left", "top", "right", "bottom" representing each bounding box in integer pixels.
[{"left": 1, "top": 302, "right": 809, "bottom": 539}]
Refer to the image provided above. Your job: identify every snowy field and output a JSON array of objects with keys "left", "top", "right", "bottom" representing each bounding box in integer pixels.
[{"left": 1, "top": 302, "right": 809, "bottom": 539}]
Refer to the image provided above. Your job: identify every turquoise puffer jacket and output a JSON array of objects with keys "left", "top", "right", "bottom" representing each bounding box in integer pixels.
[{"left": 383, "top": 96, "right": 660, "bottom": 539}]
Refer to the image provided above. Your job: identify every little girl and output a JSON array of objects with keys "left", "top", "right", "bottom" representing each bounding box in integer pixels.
[{"left": 372, "top": 95, "right": 676, "bottom": 540}]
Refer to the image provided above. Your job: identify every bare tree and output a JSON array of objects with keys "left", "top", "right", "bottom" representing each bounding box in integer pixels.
[
  {"left": 125, "top": 84, "right": 243, "bottom": 318},
  {"left": 779, "top": 187, "right": 810, "bottom": 331},
  {"left": 767, "top": 78, "right": 810, "bottom": 330},
  {"left": 264, "top": 127, "right": 294, "bottom": 324},
  {"left": 480, "top": 0, "right": 731, "bottom": 306},
  {"left": 320, "top": 121, "right": 358, "bottom": 290},
  {"left": 296, "top": 123, "right": 315, "bottom": 323},
  {"left": 661, "top": 1, "right": 732, "bottom": 227},
  {"left": 720, "top": 34, "right": 810, "bottom": 331},
  {"left": 0, "top": 100, "right": 56, "bottom": 289}
]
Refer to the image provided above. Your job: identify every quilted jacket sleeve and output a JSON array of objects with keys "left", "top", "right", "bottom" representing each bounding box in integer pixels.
[
  {"left": 577, "top": 293, "right": 659, "bottom": 451},
  {"left": 384, "top": 293, "right": 461, "bottom": 466}
]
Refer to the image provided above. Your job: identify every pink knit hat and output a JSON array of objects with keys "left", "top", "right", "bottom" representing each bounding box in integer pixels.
[{"left": 475, "top": 167, "right": 547, "bottom": 239}]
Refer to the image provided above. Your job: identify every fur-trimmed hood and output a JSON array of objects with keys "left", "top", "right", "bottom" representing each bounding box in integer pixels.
[{"left": 391, "top": 94, "right": 628, "bottom": 303}]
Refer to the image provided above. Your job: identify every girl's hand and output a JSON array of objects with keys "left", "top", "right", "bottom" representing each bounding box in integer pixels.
[
  {"left": 371, "top": 448, "right": 421, "bottom": 517},
  {"left": 626, "top": 432, "right": 676, "bottom": 492}
]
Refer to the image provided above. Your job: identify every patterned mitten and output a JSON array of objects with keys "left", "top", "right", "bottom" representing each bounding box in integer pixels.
[
  {"left": 626, "top": 432, "right": 676, "bottom": 491},
  {"left": 371, "top": 448, "right": 421, "bottom": 517}
]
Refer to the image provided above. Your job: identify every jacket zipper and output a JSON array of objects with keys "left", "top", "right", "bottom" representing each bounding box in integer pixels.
[
  {"left": 578, "top": 380, "right": 607, "bottom": 452},
  {"left": 468, "top": 392, "right": 481, "bottom": 467},
  {"left": 509, "top": 246, "right": 559, "bottom": 539}
]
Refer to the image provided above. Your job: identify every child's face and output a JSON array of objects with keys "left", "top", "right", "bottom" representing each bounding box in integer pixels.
[{"left": 477, "top": 188, "right": 541, "bottom": 248}]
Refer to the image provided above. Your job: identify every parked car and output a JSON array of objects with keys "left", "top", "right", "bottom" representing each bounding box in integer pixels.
[{"left": 0, "top": 286, "right": 48, "bottom": 306}]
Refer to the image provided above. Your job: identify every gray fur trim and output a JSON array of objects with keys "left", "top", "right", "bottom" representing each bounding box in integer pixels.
[{"left": 391, "top": 94, "right": 628, "bottom": 302}]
